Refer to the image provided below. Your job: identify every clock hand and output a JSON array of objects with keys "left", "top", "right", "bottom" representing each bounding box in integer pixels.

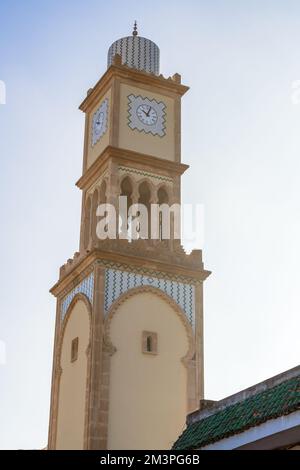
[{"left": 146, "top": 106, "right": 152, "bottom": 117}]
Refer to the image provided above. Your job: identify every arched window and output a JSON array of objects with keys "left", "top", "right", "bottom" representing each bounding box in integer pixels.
[
  {"left": 138, "top": 181, "right": 151, "bottom": 239},
  {"left": 120, "top": 177, "right": 133, "bottom": 238},
  {"left": 157, "top": 187, "right": 169, "bottom": 241}
]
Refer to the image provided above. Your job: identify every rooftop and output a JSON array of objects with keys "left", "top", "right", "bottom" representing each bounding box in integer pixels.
[{"left": 173, "top": 365, "right": 300, "bottom": 450}]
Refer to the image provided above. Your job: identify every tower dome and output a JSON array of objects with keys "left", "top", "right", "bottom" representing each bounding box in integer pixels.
[{"left": 107, "top": 22, "right": 160, "bottom": 75}]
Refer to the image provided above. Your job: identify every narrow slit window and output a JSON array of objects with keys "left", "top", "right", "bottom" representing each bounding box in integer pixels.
[
  {"left": 71, "top": 337, "right": 79, "bottom": 362},
  {"left": 146, "top": 335, "right": 152, "bottom": 352},
  {"left": 142, "top": 331, "right": 157, "bottom": 355}
]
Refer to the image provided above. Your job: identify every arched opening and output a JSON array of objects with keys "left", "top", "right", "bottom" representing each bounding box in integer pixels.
[
  {"left": 157, "top": 186, "right": 169, "bottom": 204},
  {"left": 120, "top": 177, "right": 133, "bottom": 238},
  {"left": 157, "top": 187, "right": 169, "bottom": 241},
  {"left": 138, "top": 181, "right": 151, "bottom": 239},
  {"left": 120, "top": 176, "right": 133, "bottom": 206},
  {"left": 93, "top": 180, "right": 108, "bottom": 240}
]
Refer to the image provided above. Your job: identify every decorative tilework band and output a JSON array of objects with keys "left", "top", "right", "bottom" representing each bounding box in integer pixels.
[
  {"left": 104, "top": 268, "right": 195, "bottom": 328},
  {"left": 119, "top": 166, "right": 173, "bottom": 183},
  {"left": 61, "top": 273, "right": 94, "bottom": 321}
]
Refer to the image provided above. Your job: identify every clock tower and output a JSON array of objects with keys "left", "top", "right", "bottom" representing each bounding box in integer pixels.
[{"left": 47, "top": 24, "right": 210, "bottom": 450}]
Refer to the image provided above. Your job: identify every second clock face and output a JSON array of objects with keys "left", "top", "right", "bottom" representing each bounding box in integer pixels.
[
  {"left": 128, "top": 94, "right": 166, "bottom": 137},
  {"left": 94, "top": 112, "right": 104, "bottom": 135},
  {"left": 92, "top": 98, "right": 109, "bottom": 146}
]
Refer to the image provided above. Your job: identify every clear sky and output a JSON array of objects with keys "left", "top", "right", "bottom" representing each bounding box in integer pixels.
[{"left": 1, "top": 0, "right": 300, "bottom": 449}]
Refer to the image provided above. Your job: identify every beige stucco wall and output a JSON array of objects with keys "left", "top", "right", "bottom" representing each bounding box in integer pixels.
[
  {"left": 86, "top": 88, "right": 111, "bottom": 169},
  {"left": 107, "top": 291, "right": 189, "bottom": 450},
  {"left": 56, "top": 299, "right": 90, "bottom": 450},
  {"left": 119, "top": 84, "right": 175, "bottom": 161}
]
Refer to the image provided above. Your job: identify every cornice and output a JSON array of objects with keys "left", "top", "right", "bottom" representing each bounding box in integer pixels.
[
  {"left": 76, "top": 145, "right": 189, "bottom": 190},
  {"left": 79, "top": 64, "right": 189, "bottom": 113},
  {"left": 50, "top": 247, "right": 211, "bottom": 298}
]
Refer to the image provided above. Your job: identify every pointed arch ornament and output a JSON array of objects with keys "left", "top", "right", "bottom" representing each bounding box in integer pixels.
[{"left": 97, "top": 286, "right": 197, "bottom": 449}]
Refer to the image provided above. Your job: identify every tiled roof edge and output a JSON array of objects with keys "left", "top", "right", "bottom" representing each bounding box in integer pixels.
[{"left": 188, "top": 364, "right": 300, "bottom": 425}]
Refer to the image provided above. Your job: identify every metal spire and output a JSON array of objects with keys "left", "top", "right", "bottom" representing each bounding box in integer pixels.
[{"left": 132, "top": 20, "right": 138, "bottom": 36}]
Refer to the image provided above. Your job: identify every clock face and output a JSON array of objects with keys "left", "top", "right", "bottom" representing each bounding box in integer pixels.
[
  {"left": 136, "top": 104, "right": 158, "bottom": 126},
  {"left": 128, "top": 94, "right": 166, "bottom": 137},
  {"left": 92, "top": 98, "right": 108, "bottom": 146},
  {"left": 94, "top": 111, "right": 104, "bottom": 135}
]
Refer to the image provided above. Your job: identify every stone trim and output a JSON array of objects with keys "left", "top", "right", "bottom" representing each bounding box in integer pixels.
[
  {"left": 79, "top": 64, "right": 189, "bottom": 114},
  {"left": 86, "top": 171, "right": 108, "bottom": 197},
  {"left": 76, "top": 145, "right": 188, "bottom": 191},
  {"left": 195, "top": 283, "right": 204, "bottom": 405},
  {"left": 53, "top": 252, "right": 208, "bottom": 298},
  {"left": 85, "top": 265, "right": 106, "bottom": 449},
  {"left": 48, "top": 293, "right": 92, "bottom": 450},
  {"left": 47, "top": 298, "right": 62, "bottom": 449},
  {"left": 109, "top": 77, "right": 121, "bottom": 147}
]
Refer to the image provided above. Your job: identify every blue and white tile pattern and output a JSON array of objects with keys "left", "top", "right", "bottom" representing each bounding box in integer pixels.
[
  {"left": 104, "top": 268, "right": 195, "bottom": 328},
  {"left": 61, "top": 273, "right": 94, "bottom": 321}
]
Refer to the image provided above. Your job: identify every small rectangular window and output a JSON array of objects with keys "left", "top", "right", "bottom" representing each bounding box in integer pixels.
[
  {"left": 142, "top": 331, "right": 157, "bottom": 355},
  {"left": 71, "top": 337, "right": 79, "bottom": 362}
]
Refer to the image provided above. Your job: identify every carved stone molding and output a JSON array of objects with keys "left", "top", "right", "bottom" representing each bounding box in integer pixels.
[{"left": 48, "top": 293, "right": 92, "bottom": 450}]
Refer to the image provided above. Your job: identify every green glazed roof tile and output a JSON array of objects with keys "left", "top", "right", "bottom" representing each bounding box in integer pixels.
[{"left": 173, "top": 375, "right": 300, "bottom": 450}]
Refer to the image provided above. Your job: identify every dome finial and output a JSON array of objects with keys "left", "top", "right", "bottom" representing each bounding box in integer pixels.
[{"left": 132, "top": 20, "right": 138, "bottom": 36}]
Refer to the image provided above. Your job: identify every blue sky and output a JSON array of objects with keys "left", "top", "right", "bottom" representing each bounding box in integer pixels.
[{"left": 1, "top": 0, "right": 300, "bottom": 449}]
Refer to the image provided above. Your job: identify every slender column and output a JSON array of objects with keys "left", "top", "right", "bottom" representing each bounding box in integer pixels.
[
  {"left": 109, "top": 77, "right": 121, "bottom": 147},
  {"left": 172, "top": 175, "right": 181, "bottom": 251},
  {"left": 174, "top": 95, "right": 181, "bottom": 163},
  {"left": 195, "top": 282, "right": 204, "bottom": 402},
  {"left": 86, "top": 264, "right": 105, "bottom": 449}
]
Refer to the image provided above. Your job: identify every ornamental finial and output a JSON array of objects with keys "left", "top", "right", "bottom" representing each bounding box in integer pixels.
[{"left": 132, "top": 21, "right": 138, "bottom": 36}]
